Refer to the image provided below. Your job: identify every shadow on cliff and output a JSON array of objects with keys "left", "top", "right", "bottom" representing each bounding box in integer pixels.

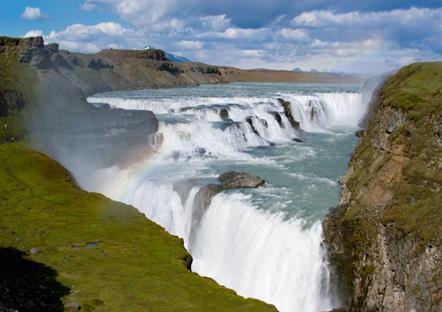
[{"left": 0, "top": 247, "right": 70, "bottom": 312}]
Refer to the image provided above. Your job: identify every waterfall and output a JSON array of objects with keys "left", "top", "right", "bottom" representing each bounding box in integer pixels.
[
  {"left": 81, "top": 83, "right": 371, "bottom": 311},
  {"left": 192, "top": 193, "right": 333, "bottom": 312}
]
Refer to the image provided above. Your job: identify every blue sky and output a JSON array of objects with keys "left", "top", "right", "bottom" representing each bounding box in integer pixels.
[{"left": 1, "top": 1, "right": 441, "bottom": 73}]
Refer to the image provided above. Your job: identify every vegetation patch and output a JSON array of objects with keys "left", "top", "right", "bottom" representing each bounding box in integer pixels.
[{"left": 0, "top": 143, "right": 274, "bottom": 311}]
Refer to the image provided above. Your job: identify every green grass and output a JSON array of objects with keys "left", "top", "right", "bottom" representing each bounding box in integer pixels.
[
  {"left": 0, "top": 143, "right": 275, "bottom": 311},
  {"left": 381, "top": 62, "right": 442, "bottom": 120},
  {"left": 0, "top": 51, "right": 37, "bottom": 141}
]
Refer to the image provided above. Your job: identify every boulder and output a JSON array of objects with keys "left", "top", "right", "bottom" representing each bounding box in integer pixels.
[{"left": 219, "top": 171, "right": 265, "bottom": 189}]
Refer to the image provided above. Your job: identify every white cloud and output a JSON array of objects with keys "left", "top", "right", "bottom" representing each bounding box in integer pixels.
[
  {"left": 24, "top": 30, "right": 44, "bottom": 38},
  {"left": 82, "top": 0, "right": 177, "bottom": 26},
  {"left": 221, "top": 28, "right": 270, "bottom": 40},
  {"left": 42, "top": 22, "right": 137, "bottom": 53},
  {"left": 22, "top": 6, "right": 47, "bottom": 20},
  {"left": 176, "top": 40, "right": 203, "bottom": 50},
  {"left": 239, "top": 50, "right": 264, "bottom": 58},
  {"left": 277, "top": 28, "right": 309, "bottom": 41},
  {"left": 200, "top": 15, "right": 231, "bottom": 31},
  {"left": 292, "top": 7, "right": 442, "bottom": 27},
  {"left": 33, "top": 5, "right": 442, "bottom": 74},
  {"left": 48, "top": 22, "right": 129, "bottom": 41}
]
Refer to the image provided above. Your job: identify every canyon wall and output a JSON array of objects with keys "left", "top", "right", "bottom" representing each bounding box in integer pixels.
[{"left": 323, "top": 62, "right": 442, "bottom": 311}]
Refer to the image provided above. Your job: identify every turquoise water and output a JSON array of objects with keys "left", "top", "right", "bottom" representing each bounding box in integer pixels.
[{"left": 207, "top": 131, "right": 357, "bottom": 223}]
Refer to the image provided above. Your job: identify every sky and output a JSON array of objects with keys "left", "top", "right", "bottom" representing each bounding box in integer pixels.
[{"left": 1, "top": 0, "right": 441, "bottom": 73}]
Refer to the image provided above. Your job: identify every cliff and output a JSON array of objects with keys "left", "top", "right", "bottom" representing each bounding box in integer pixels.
[{"left": 323, "top": 62, "right": 442, "bottom": 311}]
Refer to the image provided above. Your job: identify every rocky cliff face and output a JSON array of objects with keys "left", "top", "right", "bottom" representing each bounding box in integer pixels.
[
  {"left": 1, "top": 36, "right": 240, "bottom": 169},
  {"left": 323, "top": 62, "right": 442, "bottom": 311}
]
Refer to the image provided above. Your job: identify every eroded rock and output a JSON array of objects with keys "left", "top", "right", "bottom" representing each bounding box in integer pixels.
[
  {"left": 277, "top": 98, "right": 300, "bottom": 129},
  {"left": 194, "top": 171, "right": 265, "bottom": 214},
  {"left": 219, "top": 171, "right": 265, "bottom": 189},
  {"left": 220, "top": 108, "right": 229, "bottom": 121}
]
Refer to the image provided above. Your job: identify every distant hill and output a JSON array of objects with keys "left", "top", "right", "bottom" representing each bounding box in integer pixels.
[{"left": 144, "top": 46, "right": 190, "bottom": 63}]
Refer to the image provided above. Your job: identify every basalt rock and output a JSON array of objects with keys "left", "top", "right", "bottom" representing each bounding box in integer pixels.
[
  {"left": 270, "top": 111, "right": 283, "bottom": 127},
  {"left": 219, "top": 171, "right": 265, "bottom": 189},
  {"left": 246, "top": 117, "right": 260, "bottom": 136},
  {"left": 194, "top": 171, "right": 265, "bottom": 213},
  {"left": 307, "top": 100, "right": 318, "bottom": 121},
  {"left": 220, "top": 108, "right": 229, "bottom": 121},
  {"left": 277, "top": 98, "right": 300, "bottom": 129}
]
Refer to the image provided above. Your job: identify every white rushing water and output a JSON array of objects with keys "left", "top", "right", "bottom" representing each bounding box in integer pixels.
[{"left": 82, "top": 83, "right": 374, "bottom": 312}]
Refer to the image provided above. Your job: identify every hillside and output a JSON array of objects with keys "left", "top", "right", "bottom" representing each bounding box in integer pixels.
[
  {"left": 0, "top": 143, "right": 275, "bottom": 311},
  {"left": 323, "top": 62, "right": 442, "bottom": 311}
]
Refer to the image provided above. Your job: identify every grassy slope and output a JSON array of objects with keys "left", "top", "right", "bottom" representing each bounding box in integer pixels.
[
  {"left": 0, "top": 143, "right": 274, "bottom": 311},
  {"left": 345, "top": 62, "right": 442, "bottom": 242},
  {"left": 0, "top": 50, "right": 36, "bottom": 141}
]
